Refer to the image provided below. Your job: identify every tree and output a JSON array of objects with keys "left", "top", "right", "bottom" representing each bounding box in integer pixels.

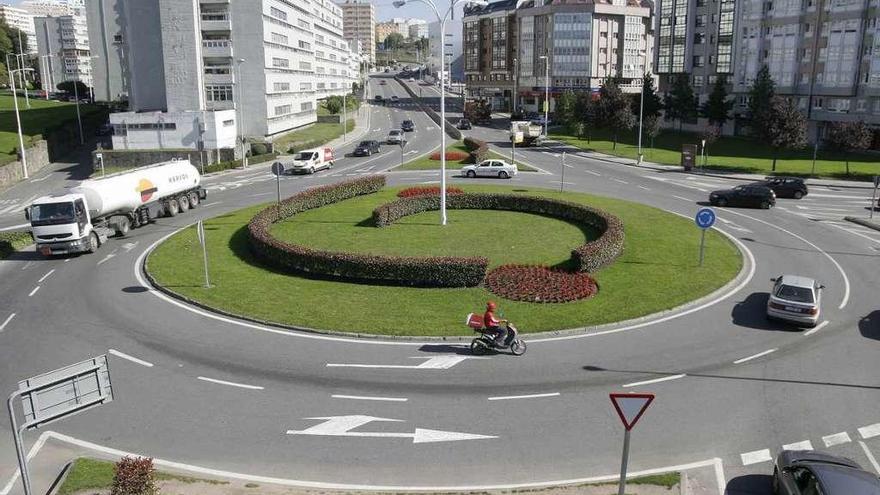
[
  {"left": 664, "top": 74, "right": 697, "bottom": 133},
  {"left": 0, "top": 62, "right": 7, "bottom": 88},
  {"left": 631, "top": 73, "right": 663, "bottom": 120},
  {"left": 384, "top": 32, "right": 405, "bottom": 50},
  {"left": 763, "top": 96, "right": 807, "bottom": 171},
  {"left": 56, "top": 80, "right": 90, "bottom": 96},
  {"left": 824, "top": 121, "right": 873, "bottom": 175},
  {"left": 555, "top": 89, "right": 578, "bottom": 132},
  {"left": 597, "top": 77, "right": 635, "bottom": 150},
  {"left": 748, "top": 65, "right": 775, "bottom": 135},
  {"left": 644, "top": 114, "right": 662, "bottom": 154},
  {"left": 702, "top": 75, "right": 733, "bottom": 131},
  {"left": 580, "top": 95, "right": 601, "bottom": 143}
]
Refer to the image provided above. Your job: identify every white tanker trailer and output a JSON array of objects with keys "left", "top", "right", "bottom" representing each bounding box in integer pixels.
[{"left": 26, "top": 159, "right": 206, "bottom": 256}]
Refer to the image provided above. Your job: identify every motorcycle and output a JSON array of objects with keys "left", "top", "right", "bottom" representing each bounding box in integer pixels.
[{"left": 466, "top": 313, "right": 527, "bottom": 356}]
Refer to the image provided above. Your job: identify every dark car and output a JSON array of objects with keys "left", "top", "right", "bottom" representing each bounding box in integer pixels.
[
  {"left": 353, "top": 140, "right": 381, "bottom": 156},
  {"left": 709, "top": 184, "right": 776, "bottom": 209},
  {"left": 751, "top": 176, "right": 809, "bottom": 199},
  {"left": 400, "top": 120, "right": 415, "bottom": 132},
  {"left": 374, "top": 95, "right": 384, "bottom": 104},
  {"left": 456, "top": 118, "right": 472, "bottom": 130},
  {"left": 774, "top": 449, "right": 880, "bottom": 495}
]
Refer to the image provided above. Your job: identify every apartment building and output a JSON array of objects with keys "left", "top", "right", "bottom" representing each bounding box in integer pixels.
[
  {"left": 464, "top": 0, "right": 654, "bottom": 113},
  {"left": 87, "top": 0, "right": 357, "bottom": 154},
  {"left": 408, "top": 19, "right": 428, "bottom": 39},
  {"left": 428, "top": 19, "right": 463, "bottom": 79},
  {"left": 339, "top": 0, "right": 376, "bottom": 63},
  {"left": 376, "top": 21, "right": 397, "bottom": 44},
  {"left": 34, "top": 14, "right": 92, "bottom": 92},
  {"left": 20, "top": 0, "right": 84, "bottom": 17},
  {"left": 0, "top": 4, "right": 38, "bottom": 54}
]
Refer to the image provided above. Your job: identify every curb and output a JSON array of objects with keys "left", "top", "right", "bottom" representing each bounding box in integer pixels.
[
  {"left": 45, "top": 459, "right": 73, "bottom": 495},
  {"left": 844, "top": 216, "right": 880, "bottom": 232}
]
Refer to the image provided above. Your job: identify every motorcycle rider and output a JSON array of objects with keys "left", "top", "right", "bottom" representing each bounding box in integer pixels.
[{"left": 483, "top": 301, "right": 508, "bottom": 347}]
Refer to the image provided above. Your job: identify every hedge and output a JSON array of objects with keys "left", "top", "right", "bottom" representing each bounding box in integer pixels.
[
  {"left": 0, "top": 231, "right": 33, "bottom": 259},
  {"left": 247, "top": 176, "right": 487, "bottom": 287},
  {"left": 430, "top": 150, "right": 469, "bottom": 161},
  {"left": 202, "top": 152, "right": 279, "bottom": 174},
  {"left": 373, "top": 193, "right": 624, "bottom": 272},
  {"left": 484, "top": 264, "right": 598, "bottom": 303},
  {"left": 463, "top": 136, "right": 489, "bottom": 164}
]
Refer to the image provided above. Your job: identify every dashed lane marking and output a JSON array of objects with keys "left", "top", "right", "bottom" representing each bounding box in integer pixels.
[
  {"left": 822, "top": 432, "right": 851, "bottom": 447},
  {"left": 27, "top": 286, "right": 40, "bottom": 297},
  {"left": 197, "top": 376, "right": 264, "bottom": 390},
  {"left": 38, "top": 269, "right": 55, "bottom": 283},
  {"left": 109, "top": 349, "right": 155, "bottom": 367},
  {"left": 331, "top": 395, "right": 408, "bottom": 402},
  {"left": 859, "top": 423, "right": 880, "bottom": 439},
  {"left": 803, "top": 320, "right": 829, "bottom": 337},
  {"left": 488, "top": 393, "right": 560, "bottom": 401},
  {"left": 611, "top": 178, "right": 629, "bottom": 184},
  {"left": 672, "top": 195, "right": 693, "bottom": 202},
  {"left": 622, "top": 374, "right": 686, "bottom": 388},
  {"left": 584, "top": 170, "right": 601, "bottom": 176},
  {"left": 741, "top": 449, "right": 772, "bottom": 466},
  {"left": 860, "top": 441, "right": 880, "bottom": 475},
  {"left": 0, "top": 313, "right": 14, "bottom": 332},
  {"left": 733, "top": 348, "right": 777, "bottom": 364},
  {"left": 782, "top": 440, "right": 813, "bottom": 451},
  {"left": 638, "top": 185, "right": 650, "bottom": 191}
]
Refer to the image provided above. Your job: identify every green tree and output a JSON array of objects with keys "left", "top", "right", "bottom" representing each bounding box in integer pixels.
[
  {"left": 0, "top": 62, "right": 7, "bottom": 87},
  {"left": 664, "top": 74, "right": 697, "bottom": 133},
  {"left": 764, "top": 96, "right": 807, "bottom": 171},
  {"left": 748, "top": 65, "right": 775, "bottom": 135},
  {"left": 597, "top": 77, "right": 636, "bottom": 150},
  {"left": 555, "top": 89, "right": 579, "bottom": 132},
  {"left": 824, "top": 121, "right": 873, "bottom": 176},
  {"left": 384, "top": 32, "right": 405, "bottom": 50},
  {"left": 631, "top": 73, "right": 663, "bottom": 120},
  {"left": 580, "top": 95, "right": 601, "bottom": 143},
  {"left": 644, "top": 114, "right": 662, "bottom": 152},
  {"left": 701, "top": 75, "right": 733, "bottom": 131}
]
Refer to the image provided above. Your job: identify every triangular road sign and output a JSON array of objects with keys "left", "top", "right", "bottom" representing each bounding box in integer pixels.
[{"left": 610, "top": 393, "right": 654, "bottom": 431}]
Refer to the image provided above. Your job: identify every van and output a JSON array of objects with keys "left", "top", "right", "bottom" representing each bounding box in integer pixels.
[{"left": 289, "top": 147, "right": 334, "bottom": 174}]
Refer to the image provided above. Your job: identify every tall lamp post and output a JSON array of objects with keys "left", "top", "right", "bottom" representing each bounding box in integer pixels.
[
  {"left": 538, "top": 54, "right": 550, "bottom": 138},
  {"left": 637, "top": 51, "right": 648, "bottom": 165},
  {"left": 8, "top": 64, "right": 35, "bottom": 179},
  {"left": 39, "top": 54, "right": 54, "bottom": 100},
  {"left": 393, "top": 0, "right": 488, "bottom": 226},
  {"left": 71, "top": 55, "right": 100, "bottom": 145},
  {"left": 234, "top": 58, "right": 248, "bottom": 168}
]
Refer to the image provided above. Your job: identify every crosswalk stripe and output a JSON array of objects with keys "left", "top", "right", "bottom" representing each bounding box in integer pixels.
[
  {"left": 822, "top": 432, "right": 851, "bottom": 447},
  {"left": 782, "top": 440, "right": 813, "bottom": 451},
  {"left": 741, "top": 449, "right": 772, "bottom": 465}
]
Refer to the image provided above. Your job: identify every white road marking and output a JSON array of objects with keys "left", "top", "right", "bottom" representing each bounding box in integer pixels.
[
  {"left": 783, "top": 440, "right": 813, "bottom": 451},
  {"left": 622, "top": 373, "right": 686, "bottom": 388},
  {"left": 327, "top": 355, "right": 486, "bottom": 370},
  {"left": 584, "top": 170, "right": 601, "bottom": 176},
  {"left": 27, "top": 286, "right": 40, "bottom": 297},
  {"left": 860, "top": 441, "right": 880, "bottom": 475},
  {"left": 96, "top": 248, "right": 119, "bottom": 266},
  {"left": 672, "top": 195, "right": 693, "bottom": 202},
  {"left": 30, "top": 174, "right": 52, "bottom": 182},
  {"left": 822, "top": 432, "right": 851, "bottom": 447},
  {"left": 733, "top": 348, "right": 777, "bottom": 364},
  {"left": 802, "top": 320, "right": 829, "bottom": 337},
  {"left": 859, "top": 423, "right": 880, "bottom": 439},
  {"left": 108, "top": 349, "right": 154, "bottom": 367},
  {"left": 638, "top": 185, "right": 650, "bottom": 190},
  {"left": 331, "top": 394, "right": 408, "bottom": 402},
  {"left": 0, "top": 313, "right": 15, "bottom": 332},
  {"left": 201, "top": 202, "right": 221, "bottom": 207},
  {"left": 488, "top": 392, "right": 560, "bottom": 401},
  {"left": 197, "top": 376, "right": 264, "bottom": 390},
  {"left": 740, "top": 449, "right": 772, "bottom": 465},
  {"left": 825, "top": 223, "right": 880, "bottom": 245},
  {"left": 611, "top": 178, "right": 629, "bottom": 184},
  {"left": 20, "top": 261, "right": 34, "bottom": 270},
  {"left": 37, "top": 269, "right": 55, "bottom": 282},
  {"left": 63, "top": 258, "right": 70, "bottom": 263},
  {"left": 121, "top": 242, "right": 139, "bottom": 252},
  {"left": 286, "top": 415, "right": 496, "bottom": 444}
]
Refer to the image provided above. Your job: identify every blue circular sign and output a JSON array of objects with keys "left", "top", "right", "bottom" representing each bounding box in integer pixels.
[{"left": 695, "top": 208, "right": 716, "bottom": 229}]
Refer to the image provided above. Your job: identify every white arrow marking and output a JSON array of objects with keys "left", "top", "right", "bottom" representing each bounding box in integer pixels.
[
  {"left": 122, "top": 242, "right": 139, "bottom": 252},
  {"left": 326, "top": 355, "right": 486, "bottom": 370},
  {"left": 286, "top": 415, "right": 497, "bottom": 444}
]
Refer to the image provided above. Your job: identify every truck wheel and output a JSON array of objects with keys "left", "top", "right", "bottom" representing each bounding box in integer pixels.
[
  {"left": 188, "top": 191, "right": 200, "bottom": 207},
  {"left": 165, "top": 199, "right": 179, "bottom": 217},
  {"left": 178, "top": 195, "right": 190, "bottom": 212},
  {"left": 115, "top": 217, "right": 130, "bottom": 236},
  {"left": 87, "top": 232, "right": 99, "bottom": 253}
]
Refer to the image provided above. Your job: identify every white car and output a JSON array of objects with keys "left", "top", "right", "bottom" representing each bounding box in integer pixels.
[
  {"left": 386, "top": 129, "right": 406, "bottom": 145},
  {"left": 766, "top": 275, "right": 824, "bottom": 327},
  {"left": 461, "top": 159, "right": 518, "bottom": 179},
  {"left": 288, "top": 147, "right": 334, "bottom": 174},
  {"left": 408, "top": 77, "right": 415, "bottom": 82}
]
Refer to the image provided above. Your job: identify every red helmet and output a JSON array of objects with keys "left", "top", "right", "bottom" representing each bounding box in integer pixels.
[{"left": 486, "top": 301, "right": 496, "bottom": 311}]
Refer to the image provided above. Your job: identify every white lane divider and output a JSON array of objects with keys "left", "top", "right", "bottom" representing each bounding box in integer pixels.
[
  {"left": 331, "top": 394, "right": 408, "bottom": 402},
  {"left": 0, "top": 313, "right": 15, "bottom": 332},
  {"left": 197, "top": 376, "right": 264, "bottom": 390},
  {"left": 740, "top": 449, "right": 772, "bottom": 466},
  {"left": 38, "top": 269, "right": 55, "bottom": 283},
  {"left": 622, "top": 373, "right": 686, "bottom": 388},
  {"left": 584, "top": 170, "right": 601, "bottom": 176},
  {"left": 672, "top": 195, "right": 693, "bottom": 202},
  {"left": 96, "top": 248, "right": 119, "bottom": 266},
  {"left": 782, "top": 440, "right": 813, "bottom": 451},
  {"left": 859, "top": 423, "right": 880, "bottom": 439},
  {"left": 488, "top": 392, "right": 560, "bottom": 401},
  {"left": 733, "top": 348, "right": 777, "bottom": 364},
  {"left": 27, "top": 286, "right": 40, "bottom": 297},
  {"left": 822, "top": 432, "right": 851, "bottom": 447},
  {"left": 109, "top": 349, "right": 155, "bottom": 367},
  {"left": 802, "top": 320, "right": 829, "bottom": 337},
  {"left": 638, "top": 185, "right": 651, "bottom": 191},
  {"left": 860, "top": 441, "right": 880, "bottom": 475},
  {"left": 611, "top": 178, "right": 628, "bottom": 184}
]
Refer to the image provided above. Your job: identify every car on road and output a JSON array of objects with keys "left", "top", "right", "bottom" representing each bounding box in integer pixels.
[
  {"left": 386, "top": 129, "right": 406, "bottom": 145},
  {"left": 461, "top": 159, "right": 518, "bottom": 179},
  {"left": 289, "top": 147, "right": 334, "bottom": 174},
  {"left": 408, "top": 77, "right": 415, "bottom": 82},
  {"left": 379, "top": 80, "right": 387, "bottom": 85},
  {"left": 384, "top": 68, "right": 390, "bottom": 73},
  {"left": 374, "top": 95, "right": 384, "bottom": 104},
  {"left": 767, "top": 275, "right": 823, "bottom": 327},
  {"left": 353, "top": 140, "right": 381, "bottom": 156},
  {"left": 773, "top": 449, "right": 880, "bottom": 494},
  {"left": 456, "top": 118, "right": 472, "bottom": 130},
  {"left": 400, "top": 120, "right": 415, "bottom": 132},
  {"left": 709, "top": 184, "right": 776, "bottom": 209},
  {"left": 390, "top": 95, "right": 399, "bottom": 102},
  {"left": 751, "top": 176, "right": 809, "bottom": 199}
]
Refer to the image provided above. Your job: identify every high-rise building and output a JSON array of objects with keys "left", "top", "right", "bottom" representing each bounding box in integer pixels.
[
  {"left": 0, "top": 4, "right": 38, "bottom": 54},
  {"left": 20, "top": 0, "right": 84, "bottom": 17},
  {"left": 408, "top": 19, "right": 428, "bottom": 39},
  {"left": 428, "top": 19, "right": 462, "bottom": 80},
  {"left": 339, "top": 0, "right": 375, "bottom": 64},
  {"left": 376, "top": 22, "right": 397, "bottom": 44},
  {"left": 86, "top": 0, "right": 358, "bottom": 153},
  {"left": 34, "top": 14, "right": 92, "bottom": 92}
]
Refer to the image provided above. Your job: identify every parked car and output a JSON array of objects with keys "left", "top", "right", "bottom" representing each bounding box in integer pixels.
[
  {"left": 766, "top": 275, "right": 823, "bottom": 327},
  {"left": 751, "top": 176, "right": 808, "bottom": 199},
  {"left": 374, "top": 95, "right": 384, "bottom": 104},
  {"left": 386, "top": 129, "right": 406, "bottom": 145},
  {"left": 390, "top": 95, "right": 399, "bottom": 102},
  {"left": 456, "top": 118, "right": 472, "bottom": 130},
  {"left": 288, "top": 147, "right": 334, "bottom": 174},
  {"left": 461, "top": 159, "right": 518, "bottom": 179},
  {"left": 354, "top": 140, "right": 381, "bottom": 156},
  {"left": 709, "top": 184, "right": 776, "bottom": 209},
  {"left": 773, "top": 449, "right": 880, "bottom": 495},
  {"left": 400, "top": 120, "right": 415, "bottom": 132}
]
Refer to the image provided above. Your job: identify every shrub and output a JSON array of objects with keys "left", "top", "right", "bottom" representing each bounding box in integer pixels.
[
  {"left": 111, "top": 456, "right": 156, "bottom": 495},
  {"left": 429, "top": 150, "right": 469, "bottom": 161},
  {"left": 462, "top": 137, "right": 484, "bottom": 152},
  {"left": 201, "top": 152, "right": 278, "bottom": 174},
  {"left": 462, "top": 137, "right": 488, "bottom": 164},
  {"left": 250, "top": 142, "right": 271, "bottom": 156},
  {"left": 0, "top": 231, "right": 33, "bottom": 259},
  {"left": 397, "top": 186, "right": 463, "bottom": 198},
  {"left": 484, "top": 265, "right": 598, "bottom": 303}
]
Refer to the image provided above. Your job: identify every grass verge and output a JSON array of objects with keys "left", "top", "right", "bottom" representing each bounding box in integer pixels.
[
  {"left": 394, "top": 142, "right": 537, "bottom": 172},
  {"left": 58, "top": 458, "right": 226, "bottom": 495},
  {"left": 552, "top": 128, "right": 880, "bottom": 181},
  {"left": 273, "top": 120, "right": 355, "bottom": 154},
  {"left": 0, "top": 231, "right": 32, "bottom": 259},
  {"left": 147, "top": 185, "right": 741, "bottom": 335}
]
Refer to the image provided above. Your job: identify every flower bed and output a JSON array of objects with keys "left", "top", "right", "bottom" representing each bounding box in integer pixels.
[
  {"left": 484, "top": 265, "right": 598, "bottom": 303},
  {"left": 397, "top": 186, "right": 464, "bottom": 198},
  {"left": 429, "top": 151, "right": 469, "bottom": 161}
]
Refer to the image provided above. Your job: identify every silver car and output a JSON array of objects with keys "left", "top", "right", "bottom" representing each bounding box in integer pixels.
[
  {"left": 766, "top": 275, "right": 824, "bottom": 327},
  {"left": 386, "top": 129, "right": 405, "bottom": 145},
  {"left": 460, "top": 159, "right": 518, "bottom": 179}
]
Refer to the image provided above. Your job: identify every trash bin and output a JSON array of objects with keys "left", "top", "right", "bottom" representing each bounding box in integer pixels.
[{"left": 681, "top": 144, "right": 697, "bottom": 171}]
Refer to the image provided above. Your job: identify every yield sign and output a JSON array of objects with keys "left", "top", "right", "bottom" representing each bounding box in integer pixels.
[{"left": 609, "top": 393, "right": 654, "bottom": 431}]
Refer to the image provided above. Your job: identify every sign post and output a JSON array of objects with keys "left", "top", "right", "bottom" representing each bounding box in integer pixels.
[
  {"left": 196, "top": 220, "right": 210, "bottom": 288},
  {"left": 694, "top": 207, "right": 716, "bottom": 266},
  {"left": 609, "top": 393, "right": 655, "bottom": 495},
  {"left": 560, "top": 152, "right": 566, "bottom": 193},
  {"left": 871, "top": 175, "right": 879, "bottom": 219},
  {"left": 271, "top": 161, "right": 285, "bottom": 213},
  {"left": 400, "top": 139, "right": 406, "bottom": 168}
]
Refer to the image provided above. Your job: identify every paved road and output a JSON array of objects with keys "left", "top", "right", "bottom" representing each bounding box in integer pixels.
[{"left": 0, "top": 74, "right": 878, "bottom": 494}]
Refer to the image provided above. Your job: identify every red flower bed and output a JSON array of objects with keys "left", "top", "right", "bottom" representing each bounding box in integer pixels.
[
  {"left": 397, "top": 186, "right": 464, "bottom": 198},
  {"left": 484, "top": 264, "right": 598, "bottom": 303},
  {"left": 430, "top": 150, "right": 469, "bottom": 161}
]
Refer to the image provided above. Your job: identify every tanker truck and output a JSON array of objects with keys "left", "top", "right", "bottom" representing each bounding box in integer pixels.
[{"left": 26, "top": 159, "right": 206, "bottom": 256}]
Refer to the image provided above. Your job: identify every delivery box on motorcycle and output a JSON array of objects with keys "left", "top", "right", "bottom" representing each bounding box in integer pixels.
[{"left": 465, "top": 313, "right": 484, "bottom": 330}]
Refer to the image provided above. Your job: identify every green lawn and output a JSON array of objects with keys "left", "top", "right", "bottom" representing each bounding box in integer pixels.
[
  {"left": 147, "top": 185, "right": 741, "bottom": 335},
  {"left": 395, "top": 142, "right": 537, "bottom": 172},
  {"left": 553, "top": 128, "right": 880, "bottom": 181},
  {"left": 0, "top": 231, "right": 32, "bottom": 259},
  {"left": 0, "top": 94, "right": 103, "bottom": 165},
  {"left": 57, "top": 458, "right": 224, "bottom": 495},
  {"left": 273, "top": 119, "right": 354, "bottom": 154}
]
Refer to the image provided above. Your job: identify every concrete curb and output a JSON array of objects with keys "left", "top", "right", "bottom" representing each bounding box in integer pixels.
[
  {"left": 45, "top": 459, "right": 73, "bottom": 495},
  {"left": 844, "top": 216, "right": 880, "bottom": 232}
]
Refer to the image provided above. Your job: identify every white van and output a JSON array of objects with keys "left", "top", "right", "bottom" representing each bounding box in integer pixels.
[{"left": 289, "top": 147, "right": 335, "bottom": 174}]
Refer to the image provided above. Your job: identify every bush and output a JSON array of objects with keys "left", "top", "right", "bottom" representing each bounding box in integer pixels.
[
  {"left": 484, "top": 265, "right": 598, "bottom": 303},
  {"left": 288, "top": 139, "right": 324, "bottom": 154},
  {"left": 462, "top": 137, "right": 488, "bottom": 164},
  {"left": 111, "top": 457, "right": 156, "bottom": 495},
  {"left": 201, "top": 152, "right": 279, "bottom": 174},
  {"left": 397, "top": 186, "right": 463, "bottom": 198},
  {"left": 429, "top": 150, "right": 469, "bottom": 161},
  {"left": 250, "top": 142, "right": 271, "bottom": 156},
  {"left": 0, "top": 231, "right": 32, "bottom": 259}
]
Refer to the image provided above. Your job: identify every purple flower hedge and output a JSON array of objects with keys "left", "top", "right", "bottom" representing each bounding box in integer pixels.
[{"left": 484, "top": 264, "right": 598, "bottom": 303}]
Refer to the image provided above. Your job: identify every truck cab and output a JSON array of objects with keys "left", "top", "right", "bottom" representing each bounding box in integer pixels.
[{"left": 27, "top": 193, "right": 105, "bottom": 255}]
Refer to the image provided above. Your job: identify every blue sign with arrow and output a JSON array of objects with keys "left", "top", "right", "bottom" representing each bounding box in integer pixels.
[{"left": 695, "top": 208, "right": 716, "bottom": 230}]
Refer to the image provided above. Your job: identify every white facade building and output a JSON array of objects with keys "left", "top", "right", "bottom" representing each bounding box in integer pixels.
[
  {"left": 34, "top": 14, "right": 92, "bottom": 91},
  {"left": 0, "top": 5, "right": 38, "bottom": 54},
  {"left": 428, "top": 19, "right": 462, "bottom": 77},
  {"left": 408, "top": 19, "right": 428, "bottom": 39},
  {"left": 20, "top": 0, "right": 84, "bottom": 17}
]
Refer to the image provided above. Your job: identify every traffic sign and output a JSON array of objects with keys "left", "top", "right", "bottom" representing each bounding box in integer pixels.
[
  {"left": 271, "top": 161, "right": 285, "bottom": 176},
  {"left": 695, "top": 207, "right": 716, "bottom": 229},
  {"left": 609, "top": 393, "right": 654, "bottom": 431}
]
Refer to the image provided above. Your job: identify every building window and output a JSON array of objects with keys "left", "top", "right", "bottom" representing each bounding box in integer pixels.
[
  {"left": 300, "top": 82, "right": 312, "bottom": 90},
  {"left": 205, "top": 84, "right": 233, "bottom": 101},
  {"left": 271, "top": 32, "right": 288, "bottom": 44},
  {"left": 272, "top": 57, "right": 289, "bottom": 68},
  {"left": 273, "top": 82, "right": 290, "bottom": 91},
  {"left": 301, "top": 101, "right": 313, "bottom": 112},
  {"left": 299, "top": 40, "right": 311, "bottom": 50},
  {"left": 694, "top": 32, "right": 705, "bottom": 44},
  {"left": 274, "top": 104, "right": 292, "bottom": 116},
  {"left": 300, "top": 61, "right": 312, "bottom": 71},
  {"left": 223, "top": 119, "right": 234, "bottom": 127},
  {"left": 270, "top": 6, "right": 288, "bottom": 20},
  {"left": 693, "top": 55, "right": 705, "bottom": 67}
]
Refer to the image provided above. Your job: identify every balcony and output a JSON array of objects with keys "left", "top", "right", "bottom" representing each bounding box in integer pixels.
[
  {"left": 201, "top": 39, "right": 233, "bottom": 58},
  {"left": 206, "top": 100, "right": 234, "bottom": 111},
  {"left": 201, "top": 13, "right": 231, "bottom": 31},
  {"left": 204, "top": 71, "right": 233, "bottom": 85}
]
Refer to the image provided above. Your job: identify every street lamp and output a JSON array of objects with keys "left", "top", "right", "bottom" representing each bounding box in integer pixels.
[
  {"left": 39, "top": 54, "right": 55, "bottom": 100},
  {"left": 512, "top": 57, "right": 518, "bottom": 115},
  {"left": 7, "top": 64, "right": 35, "bottom": 179},
  {"left": 637, "top": 51, "right": 648, "bottom": 165},
  {"left": 538, "top": 54, "right": 550, "bottom": 138},
  {"left": 71, "top": 55, "right": 100, "bottom": 145},
  {"left": 393, "top": 0, "right": 488, "bottom": 226},
  {"left": 234, "top": 58, "right": 248, "bottom": 168}
]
